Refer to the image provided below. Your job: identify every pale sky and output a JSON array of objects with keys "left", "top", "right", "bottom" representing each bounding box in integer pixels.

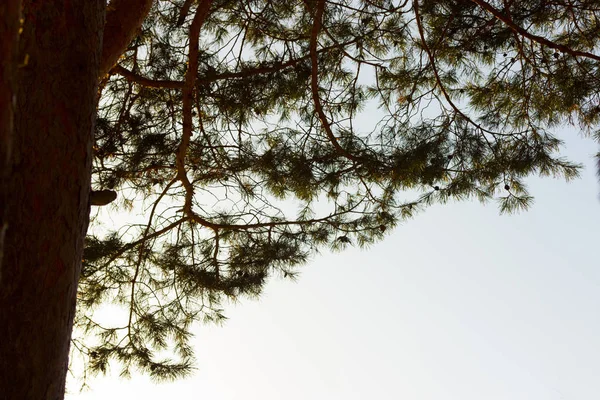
[{"left": 68, "top": 128, "right": 600, "bottom": 400}]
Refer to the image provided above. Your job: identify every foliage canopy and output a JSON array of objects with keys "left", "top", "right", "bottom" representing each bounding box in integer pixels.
[{"left": 77, "top": 0, "right": 599, "bottom": 381}]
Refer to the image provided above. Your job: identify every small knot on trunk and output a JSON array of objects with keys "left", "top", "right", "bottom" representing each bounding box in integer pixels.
[{"left": 90, "top": 190, "right": 117, "bottom": 206}]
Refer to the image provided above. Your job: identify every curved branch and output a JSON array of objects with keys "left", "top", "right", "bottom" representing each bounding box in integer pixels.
[
  {"left": 470, "top": 0, "right": 600, "bottom": 62},
  {"left": 175, "top": 0, "right": 213, "bottom": 218},
  {"left": 413, "top": 0, "right": 501, "bottom": 147}
]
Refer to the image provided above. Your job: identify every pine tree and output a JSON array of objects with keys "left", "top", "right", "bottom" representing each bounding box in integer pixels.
[
  {"left": 2, "top": 0, "right": 599, "bottom": 395},
  {"left": 76, "top": 0, "right": 598, "bottom": 382}
]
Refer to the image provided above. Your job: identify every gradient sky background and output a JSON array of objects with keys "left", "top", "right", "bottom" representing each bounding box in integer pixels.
[{"left": 68, "top": 126, "right": 599, "bottom": 400}]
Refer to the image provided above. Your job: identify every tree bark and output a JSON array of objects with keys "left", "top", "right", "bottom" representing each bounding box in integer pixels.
[
  {"left": 0, "top": 1, "right": 105, "bottom": 398},
  {"left": 0, "top": 0, "right": 20, "bottom": 272},
  {"left": 100, "top": 0, "right": 154, "bottom": 77}
]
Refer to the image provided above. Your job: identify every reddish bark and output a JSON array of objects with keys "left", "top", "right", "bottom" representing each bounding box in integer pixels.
[
  {"left": 100, "top": 0, "right": 154, "bottom": 77},
  {"left": 0, "top": 1, "right": 105, "bottom": 398},
  {"left": 0, "top": 0, "right": 153, "bottom": 396}
]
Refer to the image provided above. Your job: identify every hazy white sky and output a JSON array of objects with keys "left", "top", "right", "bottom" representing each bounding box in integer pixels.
[{"left": 68, "top": 128, "right": 600, "bottom": 400}]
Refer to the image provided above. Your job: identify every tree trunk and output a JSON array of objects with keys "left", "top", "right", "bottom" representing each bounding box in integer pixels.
[
  {"left": 0, "top": 1, "right": 105, "bottom": 399},
  {"left": 0, "top": 0, "right": 20, "bottom": 271}
]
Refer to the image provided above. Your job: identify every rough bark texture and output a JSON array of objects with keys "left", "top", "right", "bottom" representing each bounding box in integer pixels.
[
  {"left": 0, "top": 0, "right": 20, "bottom": 271},
  {"left": 0, "top": 1, "right": 105, "bottom": 399}
]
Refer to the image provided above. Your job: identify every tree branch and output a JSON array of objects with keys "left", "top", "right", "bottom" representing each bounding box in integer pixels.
[
  {"left": 175, "top": 0, "right": 213, "bottom": 220},
  {"left": 470, "top": 0, "right": 600, "bottom": 62},
  {"left": 111, "top": 39, "right": 364, "bottom": 89},
  {"left": 176, "top": 0, "right": 195, "bottom": 26},
  {"left": 100, "top": 0, "right": 154, "bottom": 78},
  {"left": 110, "top": 64, "right": 183, "bottom": 88},
  {"left": 309, "top": 0, "right": 361, "bottom": 162},
  {"left": 413, "top": 0, "right": 500, "bottom": 152}
]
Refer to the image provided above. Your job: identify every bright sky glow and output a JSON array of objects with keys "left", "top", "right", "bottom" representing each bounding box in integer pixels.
[{"left": 68, "top": 127, "right": 600, "bottom": 400}]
